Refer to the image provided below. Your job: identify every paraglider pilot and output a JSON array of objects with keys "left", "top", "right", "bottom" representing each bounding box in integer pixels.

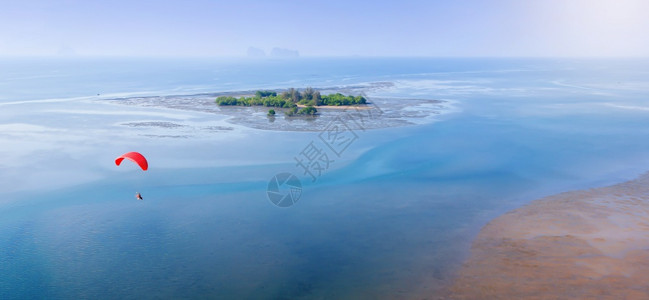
[{"left": 114, "top": 152, "right": 148, "bottom": 201}]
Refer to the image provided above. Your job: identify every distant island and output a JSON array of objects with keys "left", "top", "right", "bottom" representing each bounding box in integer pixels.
[{"left": 215, "top": 88, "right": 367, "bottom": 116}]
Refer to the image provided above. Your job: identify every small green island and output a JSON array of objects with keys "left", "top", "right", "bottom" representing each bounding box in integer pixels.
[{"left": 215, "top": 87, "right": 366, "bottom": 116}]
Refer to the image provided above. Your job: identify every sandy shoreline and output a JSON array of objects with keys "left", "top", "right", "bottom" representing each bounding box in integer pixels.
[{"left": 448, "top": 172, "right": 649, "bottom": 299}]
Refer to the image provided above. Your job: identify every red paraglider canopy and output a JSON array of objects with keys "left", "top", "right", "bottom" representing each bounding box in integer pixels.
[{"left": 115, "top": 152, "right": 148, "bottom": 171}]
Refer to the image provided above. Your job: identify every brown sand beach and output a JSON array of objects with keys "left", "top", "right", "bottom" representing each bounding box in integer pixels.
[{"left": 449, "top": 173, "right": 649, "bottom": 299}]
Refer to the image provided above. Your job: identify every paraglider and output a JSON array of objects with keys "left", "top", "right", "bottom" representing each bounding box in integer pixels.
[
  {"left": 115, "top": 151, "right": 148, "bottom": 171},
  {"left": 115, "top": 152, "right": 148, "bottom": 200}
]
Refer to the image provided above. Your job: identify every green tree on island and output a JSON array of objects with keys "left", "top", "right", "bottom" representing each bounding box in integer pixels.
[
  {"left": 216, "top": 88, "right": 365, "bottom": 109},
  {"left": 299, "top": 105, "right": 317, "bottom": 115},
  {"left": 256, "top": 90, "right": 277, "bottom": 98},
  {"left": 285, "top": 106, "right": 298, "bottom": 116},
  {"left": 313, "top": 91, "right": 322, "bottom": 106},
  {"left": 267, "top": 109, "right": 276, "bottom": 116}
]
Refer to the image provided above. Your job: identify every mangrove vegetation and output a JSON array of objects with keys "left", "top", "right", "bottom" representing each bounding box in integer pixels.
[{"left": 215, "top": 88, "right": 366, "bottom": 110}]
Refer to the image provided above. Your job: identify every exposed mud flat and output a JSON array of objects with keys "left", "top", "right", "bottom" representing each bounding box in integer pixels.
[
  {"left": 108, "top": 83, "right": 450, "bottom": 132},
  {"left": 121, "top": 121, "right": 188, "bottom": 128},
  {"left": 449, "top": 173, "right": 649, "bottom": 299}
]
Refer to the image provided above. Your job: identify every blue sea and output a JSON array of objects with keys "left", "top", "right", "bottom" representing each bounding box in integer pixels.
[{"left": 1, "top": 57, "right": 649, "bottom": 298}]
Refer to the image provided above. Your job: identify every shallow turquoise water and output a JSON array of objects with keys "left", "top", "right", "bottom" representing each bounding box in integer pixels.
[{"left": 1, "top": 58, "right": 649, "bottom": 298}]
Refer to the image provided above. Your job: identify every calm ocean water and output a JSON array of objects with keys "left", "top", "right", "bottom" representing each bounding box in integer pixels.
[{"left": 1, "top": 57, "right": 649, "bottom": 298}]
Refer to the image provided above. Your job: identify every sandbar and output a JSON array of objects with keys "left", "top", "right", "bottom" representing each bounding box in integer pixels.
[{"left": 449, "top": 173, "right": 649, "bottom": 299}]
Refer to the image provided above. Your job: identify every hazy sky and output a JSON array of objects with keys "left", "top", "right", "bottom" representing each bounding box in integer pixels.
[{"left": 1, "top": 0, "right": 648, "bottom": 57}]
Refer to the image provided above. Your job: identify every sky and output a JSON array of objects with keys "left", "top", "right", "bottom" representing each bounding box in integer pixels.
[{"left": 0, "top": 0, "right": 648, "bottom": 57}]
